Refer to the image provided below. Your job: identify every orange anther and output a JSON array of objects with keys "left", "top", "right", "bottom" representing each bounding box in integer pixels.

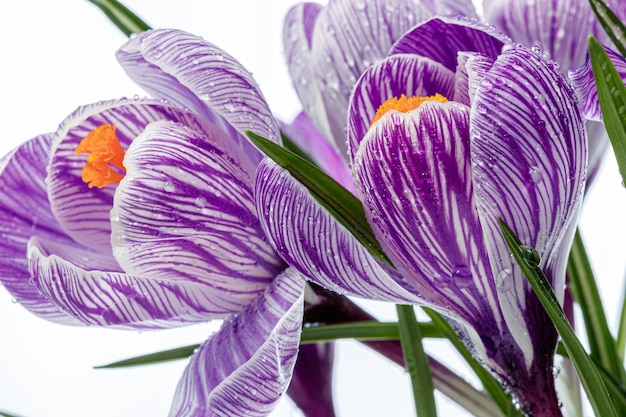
[{"left": 75, "top": 124, "right": 126, "bottom": 188}]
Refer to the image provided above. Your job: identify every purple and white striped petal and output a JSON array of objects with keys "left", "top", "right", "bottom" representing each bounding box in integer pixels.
[
  {"left": 484, "top": 0, "right": 626, "bottom": 72},
  {"left": 280, "top": 112, "right": 354, "bottom": 192},
  {"left": 390, "top": 16, "right": 510, "bottom": 72},
  {"left": 48, "top": 98, "right": 245, "bottom": 254},
  {"left": 29, "top": 236, "right": 242, "bottom": 329},
  {"left": 255, "top": 158, "right": 422, "bottom": 304},
  {"left": 459, "top": 52, "right": 496, "bottom": 107},
  {"left": 168, "top": 268, "right": 305, "bottom": 417},
  {"left": 353, "top": 102, "right": 504, "bottom": 330},
  {"left": 308, "top": 0, "right": 431, "bottom": 156},
  {"left": 347, "top": 54, "right": 456, "bottom": 161},
  {"left": 471, "top": 46, "right": 586, "bottom": 364},
  {"left": 421, "top": 0, "right": 478, "bottom": 18},
  {"left": 283, "top": 3, "right": 334, "bottom": 144},
  {"left": 117, "top": 28, "right": 279, "bottom": 163},
  {"left": 569, "top": 45, "right": 626, "bottom": 122},
  {"left": 112, "top": 121, "right": 284, "bottom": 312},
  {"left": 0, "top": 135, "right": 79, "bottom": 324}
]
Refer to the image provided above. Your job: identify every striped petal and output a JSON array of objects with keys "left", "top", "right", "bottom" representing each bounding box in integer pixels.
[
  {"left": 283, "top": 3, "right": 333, "bottom": 145},
  {"left": 168, "top": 268, "right": 304, "bottom": 417},
  {"left": 0, "top": 135, "right": 79, "bottom": 324},
  {"left": 421, "top": 0, "right": 478, "bottom": 18},
  {"left": 353, "top": 102, "right": 503, "bottom": 329},
  {"left": 307, "top": 0, "right": 431, "bottom": 156},
  {"left": 117, "top": 28, "right": 279, "bottom": 164},
  {"left": 569, "top": 45, "right": 626, "bottom": 122},
  {"left": 112, "top": 121, "right": 284, "bottom": 313},
  {"left": 48, "top": 98, "right": 238, "bottom": 254},
  {"left": 29, "top": 236, "right": 238, "bottom": 329},
  {"left": 484, "top": 0, "right": 626, "bottom": 72},
  {"left": 347, "top": 54, "right": 456, "bottom": 161},
  {"left": 280, "top": 112, "right": 354, "bottom": 192},
  {"left": 390, "top": 16, "right": 510, "bottom": 71},
  {"left": 470, "top": 45, "right": 586, "bottom": 357},
  {"left": 255, "top": 158, "right": 421, "bottom": 304}
]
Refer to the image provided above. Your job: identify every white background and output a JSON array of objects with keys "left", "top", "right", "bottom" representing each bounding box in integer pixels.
[{"left": 0, "top": 1, "right": 625, "bottom": 416}]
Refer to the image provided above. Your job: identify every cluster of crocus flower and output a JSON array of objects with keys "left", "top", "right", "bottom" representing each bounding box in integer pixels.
[{"left": 2, "top": 0, "right": 626, "bottom": 416}]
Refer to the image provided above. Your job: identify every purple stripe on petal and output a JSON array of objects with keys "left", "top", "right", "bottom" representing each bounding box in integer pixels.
[
  {"left": 347, "top": 54, "right": 456, "bottom": 161},
  {"left": 353, "top": 102, "right": 504, "bottom": 332},
  {"left": 255, "top": 158, "right": 422, "bottom": 304},
  {"left": 279, "top": 112, "right": 354, "bottom": 192},
  {"left": 168, "top": 268, "right": 304, "bottom": 417},
  {"left": 309, "top": 0, "right": 431, "bottom": 156},
  {"left": 0, "top": 135, "right": 79, "bottom": 324},
  {"left": 49, "top": 98, "right": 243, "bottom": 254},
  {"left": 30, "top": 237, "right": 241, "bottom": 329},
  {"left": 113, "top": 121, "right": 283, "bottom": 311},
  {"left": 117, "top": 29, "right": 278, "bottom": 162},
  {"left": 390, "top": 16, "right": 510, "bottom": 71},
  {"left": 460, "top": 52, "right": 495, "bottom": 107},
  {"left": 569, "top": 44, "right": 626, "bottom": 122},
  {"left": 484, "top": 0, "right": 626, "bottom": 72},
  {"left": 471, "top": 45, "right": 585, "bottom": 367}
]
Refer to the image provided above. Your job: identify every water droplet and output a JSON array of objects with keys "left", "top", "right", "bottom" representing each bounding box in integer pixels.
[
  {"left": 529, "top": 166, "right": 543, "bottom": 183},
  {"left": 152, "top": 48, "right": 163, "bottom": 58},
  {"left": 532, "top": 94, "right": 544, "bottom": 108},
  {"left": 480, "top": 78, "right": 495, "bottom": 92},
  {"left": 477, "top": 104, "right": 488, "bottom": 114},
  {"left": 451, "top": 265, "right": 473, "bottom": 288},
  {"left": 496, "top": 269, "right": 512, "bottom": 292},
  {"left": 520, "top": 245, "right": 541, "bottom": 267},
  {"left": 163, "top": 181, "right": 176, "bottom": 192}
]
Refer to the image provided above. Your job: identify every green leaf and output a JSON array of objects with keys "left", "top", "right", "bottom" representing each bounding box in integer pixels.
[
  {"left": 499, "top": 219, "right": 618, "bottom": 417},
  {"left": 246, "top": 130, "right": 391, "bottom": 265},
  {"left": 567, "top": 229, "right": 626, "bottom": 386},
  {"left": 617, "top": 286, "right": 626, "bottom": 360},
  {"left": 423, "top": 308, "right": 524, "bottom": 417},
  {"left": 589, "top": 36, "right": 626, "bottom": 187},
  {"left": 0, "top": 410, "right": 23, "bottom": 417},
  {"left": 86, "top": 0, "right": 151, "bottom": 37},
  {"left": 589, "top": 0, "right": 626, "bottom": 57},
  {"left": 396, "top": 304, "right": 438, "bottom": 417},
  {"left": 95, "top": 344, "right": 199, "bottom": 369}
]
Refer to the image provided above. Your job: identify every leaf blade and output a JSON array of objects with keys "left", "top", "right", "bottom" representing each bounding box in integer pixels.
[{"left": 86, "top": 0, "right": 151, "bottom": 37}]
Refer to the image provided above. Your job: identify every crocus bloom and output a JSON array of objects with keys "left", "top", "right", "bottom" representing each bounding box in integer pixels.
[
  {"left": 265, "top": 14, "right": 586, "bottom": 416},
  {"left": 0, "top": 28, "right": 307, "bottom": 417}
]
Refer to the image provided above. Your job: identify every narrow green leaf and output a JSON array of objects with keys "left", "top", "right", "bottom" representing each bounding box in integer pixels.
[
  {"left": 0, "top": 410, "right": 22, "bottom": 417},
  {"left": 280, "top": 131, "right": 317, "bottom": 167},
  {"left": 589, "top": 0, "right": 626, "bottom": 57},
  {"left": 596, "top": 363, "right": 626, "bottom": 411},
  {"left": 95, "top": 344, "right": 199, "bottom": 368},
  {"left": 396, "top": 304, "right": 438, "bottom": 417},
  {"left": 617, "top": 286, "right": 626, "bottom": 360},
  {"left": 589, "top": 36, "right": 626, "bottom": 187},
  {"left": 567, "top": 229, "right": 626, "bottom": 385},
  {"left": 301, "top": 321, "right": 444, "bottom": 343},
  {"left": 499, "top": 219, "right": 618, "bottom": 417},
  {"left": 246, "top": 130, "right": 391, "bottom": 264},
  {"left": 423, "top": 308, "right": 523, "bottom": 417},
  {"left": 86, "top": 0, "right": 151, "bottom": 37}
]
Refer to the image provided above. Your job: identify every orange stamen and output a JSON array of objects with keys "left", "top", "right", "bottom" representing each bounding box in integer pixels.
[
  {"left": 370, "top": 93, "right": 448, "bottom": 126},
  {"left": 75, "top": 124, "right": 126, "bottom": 188}
]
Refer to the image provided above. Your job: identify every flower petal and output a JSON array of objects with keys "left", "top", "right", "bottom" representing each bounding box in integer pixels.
[
  {"left": 308, "top": 0, "right": 431, "bottom": 156},
  {"left": 280, "top": 112, "right": 354, "bottom": 192},
  {"left": 48, "top": 98, "right": 240, "bottom": 254},
  {"left": 29, "top": 236, "right": 239, "bottom": 328},
  {"left": 422, "top": 0, "right": 479, "bottom": 18},
  {"left": 168, "top": 268, "right": 305, "bottom": 417},
  {"left": 484, "top": 0, "right": 626, "bottom": 71},
  {"left": 347, "top": 53, "right": 456, "bottom": 161},
  {"left": 112, "top": 121, "right": 284, "bottom": 312},
  {"left": 283, "top": 3, "right": 334, "bottom": 145},
  {"left": 389, "top": 16, "right": 510, "bottom": 71},
  {"left": 353, "top": 102, "right": 503, "bottom": 329},
  {"left": 117, "top": 28, "right": 279, "bottom": 161},
  {"left": 470, "top": 46, "right": 586, "bottom": 365},
  {"left": 0, "top": 135, "right": 79, "bottom": 324},
  {"left": 458, "top": 52, "right": 495, "bottom": 107},
  {"left": 287, "top": 343, "right": 335, "bottom": 417},
  {"left": 255, "top": 158, "right": 421, "bottom": 304},
  {"left": 568, "top": 44, "right": 626, "bottom": 122}
]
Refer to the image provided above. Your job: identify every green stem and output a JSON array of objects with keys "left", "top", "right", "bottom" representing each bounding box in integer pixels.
[
  {"left": 617, "top": 284, "right": 626, "bottom": 360},
  {"left": 86, "top": 0, "right": 151, "bottom": 37},
  {"left": 396, "top": 304, "right": 438, "bottom": 417}
]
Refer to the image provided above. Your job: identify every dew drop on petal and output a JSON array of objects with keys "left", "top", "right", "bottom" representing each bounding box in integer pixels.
[
  {"left": 451, "top": 265, "right": 473, "bottom": 288},
  {"left": 496, "top": 268, "right": 512, "bottom": 292},
  {"left": 529, "top": 166, "right": 543, "bottom": 183}
]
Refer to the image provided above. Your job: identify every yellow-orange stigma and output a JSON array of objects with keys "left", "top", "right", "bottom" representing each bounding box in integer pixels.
[
  {"left": 75, "top": 124, "right": 126, "bottom": 189},
  {"left": 370, "top": 93, "right": 449, "bottom": 126}
]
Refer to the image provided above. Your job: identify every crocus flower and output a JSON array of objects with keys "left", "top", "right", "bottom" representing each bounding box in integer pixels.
[
  {"left": 484, "top": 0, "right": 626, "bottom": 183},
  {"left": 0, "top": 28, "right": 308, "bottom": 417},
  {"left": 263, "top": 15, "right": 586, "bottom": 416}
]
